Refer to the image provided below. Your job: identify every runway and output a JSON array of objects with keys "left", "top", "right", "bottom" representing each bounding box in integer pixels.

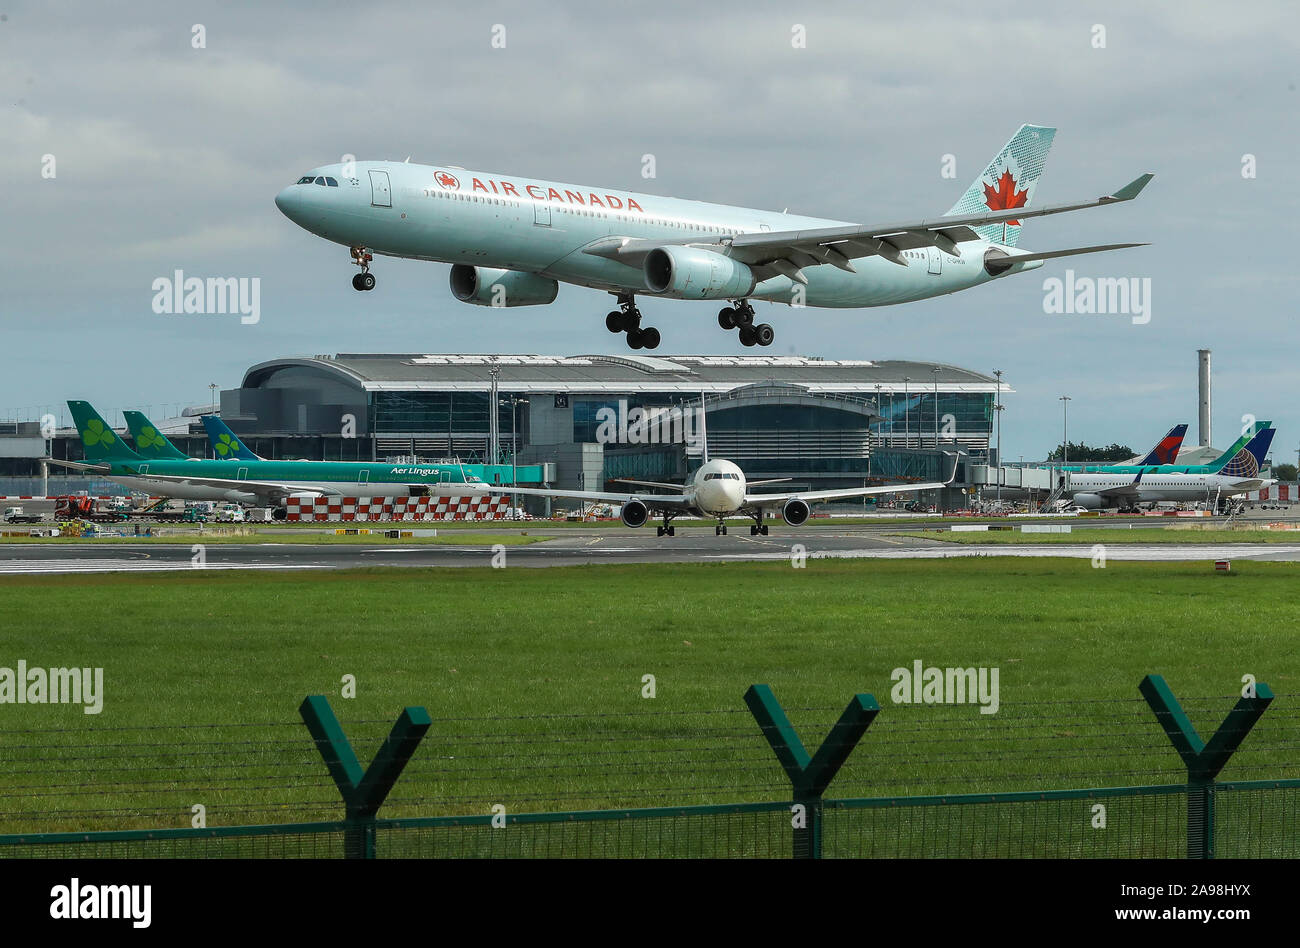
[{"left": 4, "top": 526, "right": 1300, "bottom": 573}]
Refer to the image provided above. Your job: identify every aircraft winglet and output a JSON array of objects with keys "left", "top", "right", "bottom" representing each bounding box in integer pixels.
[{"left": 1109, "top": 173, "right": 1154, "bottom": 202}]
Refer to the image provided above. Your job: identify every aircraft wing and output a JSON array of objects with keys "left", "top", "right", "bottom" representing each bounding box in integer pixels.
[
  {"left": 744, "top": 481, "right": 948, "bottom": 507},
  {"left": 1092, "top": 474, "right": 1143, "bottom": 499},
  {"left": 724, "top": 174, "right": 1154, "bottom": 274},
  {"left": 467, "top": 484, "right": 694, "bottom": 510},
  {"left": 118, "top": 472, "right": 335, "bottom": 501},
  {"left": 45, "top": 458, "right": 110, "bottom": 474},
  {"left": 611, "top": 478, "right": 687, "bottom": 491}
]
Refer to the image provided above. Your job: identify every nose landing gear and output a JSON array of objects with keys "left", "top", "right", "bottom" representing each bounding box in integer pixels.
[
  {"left": 350, "top": 247, "right": 375, "bottom": 291},
  {"left": 717, "top": 300, "right": 774, "bottom": 347},
  {"left": 605, "top": 294, "right": 660, "bottom": 350}
]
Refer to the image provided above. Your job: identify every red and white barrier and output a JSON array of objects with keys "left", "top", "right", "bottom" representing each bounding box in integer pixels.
[{"left": 285, "top": 495, "right": 511, "bottom": 522}]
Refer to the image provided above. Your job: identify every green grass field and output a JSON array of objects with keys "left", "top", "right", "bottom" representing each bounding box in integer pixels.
[
  {"left": 895, "top": 527, "right": 1300, "bottom": 544},
  {"left": 0, "top": 531, "right": 542, "bottom": 545},
  {"left": 1, "top": 559, "right": 1296, "bottom": 837}
]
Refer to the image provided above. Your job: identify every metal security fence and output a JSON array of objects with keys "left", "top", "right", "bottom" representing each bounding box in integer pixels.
[{"left": 0, "top": 676, "right": 1295, "bottom": 859}]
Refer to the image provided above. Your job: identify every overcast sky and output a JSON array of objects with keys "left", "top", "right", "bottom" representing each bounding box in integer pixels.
[{"left": 1, "top": 1, "right": 1296, "bottom": 461}]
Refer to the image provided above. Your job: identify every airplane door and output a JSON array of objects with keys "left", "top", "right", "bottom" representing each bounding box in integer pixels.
[
  {"left": 369, "top": 170, "right": 392, "bottom": 208},
  {"left": 358, "top": 469, "right": 370, "bottom": 486},
  {"left": 927, "top": 246, "right": 942, "bottom": 275},
  {"left": 237, "top": 466, "right": 249, "bottom": 481},
  {"left": 533, "top": 201, "right": 550, "bottom": 227}
]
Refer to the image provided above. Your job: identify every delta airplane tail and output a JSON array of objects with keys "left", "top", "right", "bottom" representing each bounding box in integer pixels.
[
  {"left": 123, "top": 411, "right": 190, "bottom": 461},
  {"left": 67, "top": 401, "right": 143, "bottom": 463},
  {"left": 1135, "top": 424, "right": 1189, "bottom": 466},
  {"left": 200, "top": 414, "right": 262, "bottom": 460},
  {"left": 945, "top": 124, "right": 1057, "bottom": 248}
]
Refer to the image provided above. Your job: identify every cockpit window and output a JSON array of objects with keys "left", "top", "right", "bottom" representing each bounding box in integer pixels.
[
  {"left": 325, "top": 177, "right": 339, "bottom": 187},
  {"left": 314, "top": 176, "right": 327, "bottom": 185},
  {"left": 297, "top": 176, "right": 315, "bottom": 184}
]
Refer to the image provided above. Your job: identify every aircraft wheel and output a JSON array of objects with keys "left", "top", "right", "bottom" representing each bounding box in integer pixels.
[
  {"left": 640, "top": 327, "right": 661, "bottom": 350},
  {"left": 738, "top": 325, "right": 757, "bottom": 347},
  {"left": 721, "top": 524, "right": 727, "bottom": 535},
  {"left": 627, "top": 329, "right": 645, "bottom": 350},
  {"left": 750, "top": 525, "right": 758, "bottom": 536},
  {"left": 352, "top": 273, "right": 367, "bottom": 291},
  {"left": 754, "top": 323, "right": 775, "bottom": 347},
  {"left": 718, "top": 307, "right": 736, "bottom": 329},
  {"left": 606, "top": 311, "right": 623, "bottom": 332},
  {"left": 359, "top": 272, "right": 376, "bottom": 291},
  {"left": 667, "top": 526, "right": 675, "bottom": 536},
  {"left": 761, "top": 524, "right": 769, "bottom": 535},
  {"left": 657, "top": 526, "right": 665, "bottom": 537}
]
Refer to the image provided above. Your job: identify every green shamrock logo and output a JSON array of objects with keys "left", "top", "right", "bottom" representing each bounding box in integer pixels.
[
  {"left": 138, "top": 426, "right": 165, "bottom": 449},
  {"left": 215, "top": 433, "right": 241, "bottom": 457},
  {"left": 82, "top": 419, "right": 116, "bottom": 447}
]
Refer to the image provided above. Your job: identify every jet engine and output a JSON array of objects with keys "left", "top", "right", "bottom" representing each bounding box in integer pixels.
[
  {"left": 644, "top": 246, "right": 756, "bottom": 300},
  {"left": 450, "top": 265, "right": 559, "bottom": 306},
  {"left": 620, "top": 500, "right": 649, "bottom": 528},
  {"left": 1071, "top": 494, "right": 1106, "bottom": 510},
  {"left": 782, "top": 498, "right": 811, "bottom": 526}
]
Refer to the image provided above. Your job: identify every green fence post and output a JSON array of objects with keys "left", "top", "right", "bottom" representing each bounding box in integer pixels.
[
  {"left": 744, "top": 684, "right": 879, "bottom": 859},
  {"left": 1138, "top": 674, "right": 1273, "bottom": 859},
  {"left": 299, "top": 695, "right": 432, "bottom": 858}
]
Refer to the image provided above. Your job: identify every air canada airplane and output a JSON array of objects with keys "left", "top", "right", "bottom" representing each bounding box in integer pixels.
[
  {"left": 276, "top": 125, "right": 1152, "bottom": 350},
  {"left": 465, "top": 402, "right": 955, "bottom": 536}
]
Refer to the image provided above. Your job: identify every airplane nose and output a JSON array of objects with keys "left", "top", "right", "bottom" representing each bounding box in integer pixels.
[{"left": 274, "top": 186, "right": 304, "bottom": 222}]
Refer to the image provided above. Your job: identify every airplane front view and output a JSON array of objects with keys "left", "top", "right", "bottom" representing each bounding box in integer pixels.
[{"left": 275, "top": 125, "right": 1152, "bottom": 350}]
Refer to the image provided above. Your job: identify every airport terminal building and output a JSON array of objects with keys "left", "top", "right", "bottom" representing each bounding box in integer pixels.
[
  {"left": 217, "top": 353, "right": 1001, "bottom": 502},
  {"left": 2, "top": 353, "right": 1004, "bottom": 507}
]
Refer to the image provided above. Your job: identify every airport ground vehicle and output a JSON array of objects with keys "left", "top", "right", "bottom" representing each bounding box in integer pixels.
[{"left": 3, "top": 506, "right": 42, "bottom": 524}]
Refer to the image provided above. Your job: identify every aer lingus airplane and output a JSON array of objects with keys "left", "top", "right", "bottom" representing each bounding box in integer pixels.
[
  {"left": 275, "top": 125, "right": 1152, "bottom": 350},
  {"left": 53, "top": 401, "right": 486, "bottom": 513},
  {"left": 464, "top": 399, "right": 956, "bottom": 536}
]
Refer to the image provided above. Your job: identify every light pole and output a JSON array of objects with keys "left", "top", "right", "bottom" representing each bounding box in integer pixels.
[
  {"left": 931, "top": 366, "right": 941, "bottom": 447},
  {"left": 487, "top": 360, "right": 500, "bottom": 466},
  {"left": 208, "top": 383, "right": 217, "bottom": 412},
  {"left": 993, "top": 369, "right": 1003, "bottom": 503},
  {"left": 500, "top": 395, "right": 528, "bottom": 519},
  {"left": 1059, "top": 396, "right": 1072, "bottom": 467},
  {"left": 903, "top": 376, "right": 911, "bottom": 448}
]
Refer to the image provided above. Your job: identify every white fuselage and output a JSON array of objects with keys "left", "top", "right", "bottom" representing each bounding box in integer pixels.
[
  {"left": 684, "top": 458, "right": 748, "bottom": 516},
  {"left": 1065, "top": 472, "right": 1271, "bottom": 508},
  {"left": 275, "top": 161, "right": 1025, "bottom": 308}
]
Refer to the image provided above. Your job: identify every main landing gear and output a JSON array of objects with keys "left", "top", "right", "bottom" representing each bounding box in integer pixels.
[
  {"left": 717, "top": 300, "right": 774, "bottom": 347},
  {"left": 350, "top": 247, "right": 376, "bottom": 291},
  {"left": 749, "top": 512, "right": 770, "bottom": 536},
  {"left": 656, "top": 513, "right": 677, "bottom": 537},
  {"left": 714, "top": 519, "right": 728, "bottom": 536},
  {"left": 605, "top": 294, "right": 660, "bottom": 350}
]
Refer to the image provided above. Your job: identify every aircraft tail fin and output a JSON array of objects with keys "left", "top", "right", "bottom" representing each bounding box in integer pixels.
[
  {"left": 1206, "top": 422, "right": 1266, "bottom": 472},
  {"left": 699, "top": 394, "right": 709, "bottom": 464},
  {"left": 1220, "top": 425, "right": 1276, "bottom": 477},
  {"left": 67, "top": 401, "right": 142, "bottom": 463},
  {"left": 200, "top": 414, "right": 262, "bottom": 460},
  {"left": 123, "top": 411, "right": 190, "bottom": 460},
  {"left": 1136, "top": 424, "right": 1189, "bottom": 466},
  {"left": 946, "top": 123, "right": 1057, "bottom": 248}
]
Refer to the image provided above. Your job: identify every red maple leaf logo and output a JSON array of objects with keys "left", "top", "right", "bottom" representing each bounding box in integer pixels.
[
  {"left": 435, "top": 172, "right": 459, "bottom": 189},
  {"left": 982, "top": 168, "right": 1028, "bottom": 226}
]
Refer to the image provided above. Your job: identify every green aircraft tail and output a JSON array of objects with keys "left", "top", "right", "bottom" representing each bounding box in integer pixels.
[
  {"left": 1206, "top": 422, "right": 1269, "bottom": 471},
  {"left": 123, "top": 410, "right": 190, "bottom": 460},
  {"left": 67, "top": 400, "right": 142, "bottom": 463}
]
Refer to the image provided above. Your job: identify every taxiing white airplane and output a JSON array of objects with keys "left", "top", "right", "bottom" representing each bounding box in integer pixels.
[
  {"left": 275, "top": 125, "right": 1151, "bottom": 350},
  {"left": 1059, "top": 470, "right": 1274, "bottom": 511},
  {"left": 465, "top": 402, "right": 955, "bottom": 535}
]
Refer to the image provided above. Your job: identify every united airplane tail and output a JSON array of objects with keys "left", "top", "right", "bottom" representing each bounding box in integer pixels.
[
  {"left": 200, "top": 414, "right": 262, "bottom": 460},
  {"left": 1221, "top": 425, "right": 1276, "bottom": 477},
  {"left": 946, "top": 124, "right": 1057, "bottom": 248},
  {"left": 1136, "top": 424, "right": 1189, "bottom": 466},
  {"left": 67, "top": 400, "right": 143, "bottom": 463},
  {"left": 123, "top": 411, "right": 190, "bottom": 460}
]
